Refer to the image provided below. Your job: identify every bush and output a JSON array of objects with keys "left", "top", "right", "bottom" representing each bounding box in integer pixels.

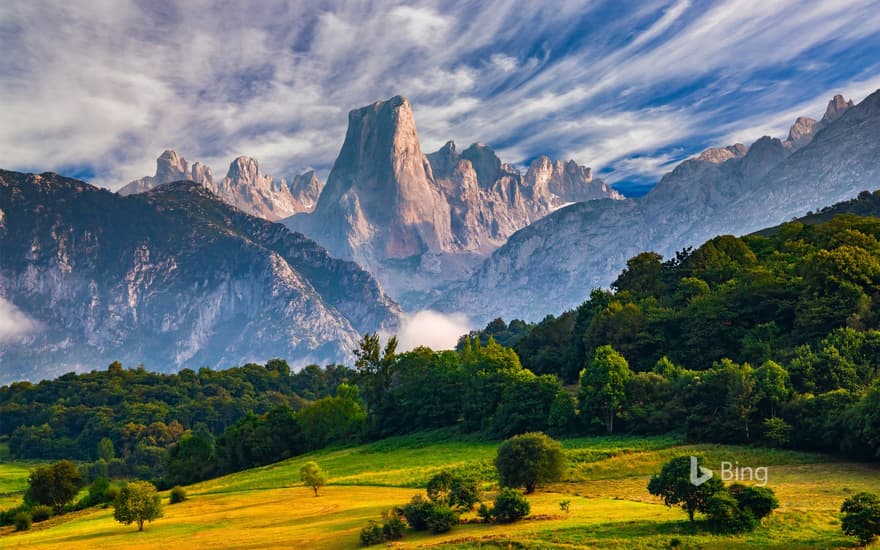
[
  {"left": 841, "top": 492, "right": 880, "bottom": 545},
  {"left": 728, "top": 484, "right": 778, "bottom": 520},
  {"left": 78, "top": 477, "right": 111, "bottom": 509},
  {"left": 495, "top": 432, "right": 566, "bottom": 493},
  {"left": 359, "top": 520, "right": 384, "bottom": 546},
  {"left": 490, "top": 487, "right": 531, "bottom": 523},
  {"left": 402, "top": 494, "right": 433, "bottom": 531},
  {"left": 30, "top": 504, "right": 53, "bottom": 522},
  {"left": 103, "top": 485, "right": 121, "bottom": 504},
  {"left": 0, "top": 505, "right": 29, "bottom": 526},
  {"left": 169, "top": 486, "right": 187, "bottom": 504},
  {"left": 14, "top": 511, "right": 32, "bottom": 531},
  {"left": 426, "top": 470, "right": 481, "bottom": 511},
  {"left": 381, "top": 508, "right": 405, "bottom": 540},
  {"left": 704, "top": 491, "right": 757, "bottom": 533},
  {"left": 426, "top": 503, "right": 458, "bottom": 533}
]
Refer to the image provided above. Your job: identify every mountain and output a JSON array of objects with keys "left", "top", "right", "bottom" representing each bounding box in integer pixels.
[
  {"left": 0, "top": 170, "right": 399, "bottom": 384},
  {"left": 438, "top": 91, "right": 880, "bottom": 322},
  {"left": 285, "top": 95, "right": 622, "bottom": 305},
  {"left": 119, "top": 151, "right": 323, "bottom": 221}
]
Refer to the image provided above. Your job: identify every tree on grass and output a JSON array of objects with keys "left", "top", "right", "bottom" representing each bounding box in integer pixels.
[
  {"left": 647, "top": 456, "right": 723, "bottom": 522},
  {"left": 841, "top": 492, "right": 880, "bottom": 546},
  {"left": 300, "top": 461, "right": 327, "bottom": 496},
  {"left": 25, "top": 460, "right": 83, "bottom": 514},
  {"left": 113, "top": 481, "right": 163, "bottom": 531},
  {"left": 495, "top": 432, "right": 566, "bottom": 494}
]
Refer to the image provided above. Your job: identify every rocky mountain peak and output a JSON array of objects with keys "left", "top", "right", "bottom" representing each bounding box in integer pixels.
[
  {"left": 785, "top": 116, "right": 819, "bottom": 149},
  {"left": 225, "top": 155, "right": 263, "bottom": 184},
  {"left": 822, "top": 94, "right": 854, "bottom": 123},
  {"left": 155, "top": 149, "right": 189, "bottom": 182},
  {"left": 697, "top": 143, "right": 749, "bottom": 163},
  {"left": 460, "top": 143, "right": 502, "bottom": 188}
]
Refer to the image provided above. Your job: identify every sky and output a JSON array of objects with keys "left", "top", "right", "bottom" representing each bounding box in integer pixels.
[{"left": 1, "top": 1, "right": 880, "bottom": 197}]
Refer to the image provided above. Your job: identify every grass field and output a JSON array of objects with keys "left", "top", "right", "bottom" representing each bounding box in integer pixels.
[{"left": 1, "top": 431, "right": 878, "bottom": 549}]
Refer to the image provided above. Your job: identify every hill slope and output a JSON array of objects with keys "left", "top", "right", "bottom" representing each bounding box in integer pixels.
[
  {"left": 2, "top": 432, "right": 876, "bottom": 549},
  {"left": 0, "top": 171, "right": 399, "bottom": 383}
]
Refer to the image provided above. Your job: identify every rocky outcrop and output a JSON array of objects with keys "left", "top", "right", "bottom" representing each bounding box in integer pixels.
[
  {"left": 783, "top": 94, "right": 854, "bottom": 150},
  {"left": 120, "top": 151, "right": 323, "bottom": 221},
  {"left": 0, "top": 170, "right": 399, "bottom": 383},
  {"left": 437, "top": 91, "right": 877, "bottom": 323},
  {"left": 286, "top": 96, "right": 622, "bottom": 305}
]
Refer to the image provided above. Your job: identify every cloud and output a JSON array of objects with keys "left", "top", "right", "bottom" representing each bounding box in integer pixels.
[
  {"left": 0, "top": 298, "right": 39, "bottom": 343},
  {"left": 394, "top": 310, "right": 472, "bottom": 352},
  {"left": 0, "top": 1, "right": 878, "bottom": 192}
]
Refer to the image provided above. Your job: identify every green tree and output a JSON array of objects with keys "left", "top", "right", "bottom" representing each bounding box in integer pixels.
[
  {"left": 841, "top": 492, "right": 880, "bottom": 546},
  {"left": 25, "top": 460, "right": 83, "bottom": 514},
  {"left": 300, "top": 461, "right": 327, "bottom": 496},
  {"left": 113, "top": 480, "right": 163, "bottom": 531},
  {"left": 354, "top": 333, "right": 398, "bottom": 417},
  {"left": 578, "top": 345, "right": 632, "bottom": 434},
  {"left": 754, "top": 360, "right": 790, "bottom": 418},
  {"left": 647, "top": 456, "right": 724, "bottom": 522},
  {"left": 426, "top": 471, "right": 481, "bottom": 511},
  {"left": 494, "top": 432, "right": 566, "bottom": 494},
  {"left": 97, "top": 437, "right": 116, "bottom": 461}
]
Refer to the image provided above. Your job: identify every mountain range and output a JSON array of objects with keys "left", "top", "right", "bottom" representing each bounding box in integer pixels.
[
  {"left": 119, "top": 150, "right": 323, "bottom": 221},
  {"left": 436, "top": 91, "right": 880, "bottom": 322},
  {"left": 0, "top": 171, "right": 398, "bottom": 383},
  {"left": 2, "top": 89, "right": 879, "bottom": 382}
]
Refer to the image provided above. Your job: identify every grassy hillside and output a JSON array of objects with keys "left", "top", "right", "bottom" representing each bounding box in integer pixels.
[{"left": 2, "top": 432, "right": 877, "bottom": 548}]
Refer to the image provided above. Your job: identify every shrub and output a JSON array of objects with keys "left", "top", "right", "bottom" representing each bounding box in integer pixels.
[
  {"left": 30, "top": 504, "right": 53, "bottom": 522},
  {"left": 402, "top": 494, "right": 433, "bottom": 531},
  {"left": 381, "top": 508, "right": 405, "bottom": 541},
  {"left": 14, "top": 511, "right": 32, "bottom": 531},
  {"left": 359, "top": 520, "right": 384, "bottom": 546},
  {"left": 78, "top": 477, "right": 111, "bottom": 509},
  {"left": 704, "top": 491, "right": 757, "bottom": 533},
  {"left": 728, "top": 484, "right": 778, "bottom": 520},
  {"left": 0, "top": 505, "right": 29, "bottom": 526},
  {"left": 559, "top": 499, "right": 571, "bottom": 514},
  {"left": 426, "top": 470, "right": 481, "bottom": 511},
  {"left": 841, "top": 492, "right": 880, "bottom": 545},
  {"left": 426, "top": 503, "right": 458, "bottom": 533},
  {"left": 495, "top": 432, "right": 566, "bottom": 493},
  {"left": 491, "top": 487, "right": 531, "bottom": 523},
  {"left": 169, "top": 486, "right": 187, "bottom": 504},
  {"left": 103, "top": 485, "right": 121, "bottom": 504}
]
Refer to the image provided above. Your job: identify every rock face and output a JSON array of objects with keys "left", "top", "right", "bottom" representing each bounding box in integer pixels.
[
  {"left": 119, "top": 151, "right": 323, "bottom": 221},
  {"left": 286, "top": 95, "right": 622, "bottom": 304},
  {"left": 438, "top": 92, "right": 876, "bottom": 322},
  {"left": 0, "top": 170, "right": 399, "bottom": 384}
]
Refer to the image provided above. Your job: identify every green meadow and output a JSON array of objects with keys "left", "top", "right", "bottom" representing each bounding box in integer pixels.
[{"left": 1, "top": 432, "right": 877, "bottom": 548}]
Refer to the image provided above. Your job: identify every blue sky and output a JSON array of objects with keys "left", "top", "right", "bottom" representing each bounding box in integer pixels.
[{"left": 1, "top": 1, "right": 879, "bottom": 196}]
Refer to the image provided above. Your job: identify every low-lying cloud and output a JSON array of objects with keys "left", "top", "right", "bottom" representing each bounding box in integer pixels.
[
  {"left": 395, "top": 310, "right": 472, "bottom": 352},
  {"left": 0, "top": 298, "right": 39, "bottom": 343}
]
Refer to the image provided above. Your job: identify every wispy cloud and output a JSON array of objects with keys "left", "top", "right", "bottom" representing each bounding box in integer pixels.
[{"left": 0, "top": 1, "right": 878, "bottom": 190}]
